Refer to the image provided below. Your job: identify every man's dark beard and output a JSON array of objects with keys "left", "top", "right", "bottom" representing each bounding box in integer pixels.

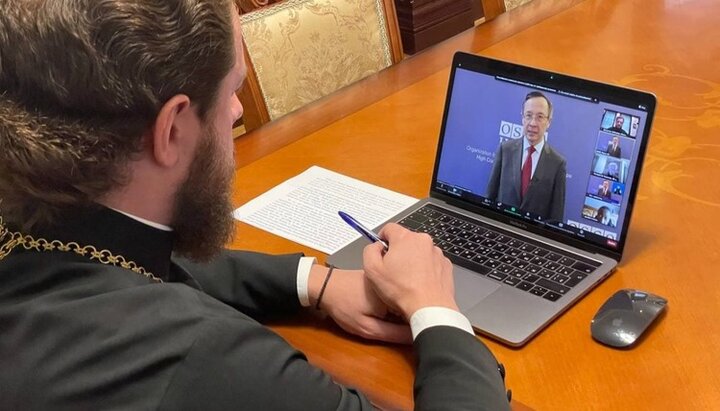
[{"left": 171, "top": 127, "right": 234, "bottom": 261}]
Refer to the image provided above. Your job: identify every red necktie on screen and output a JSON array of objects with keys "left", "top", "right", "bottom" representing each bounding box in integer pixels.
[{"left": 521, "top": 145, "right": 535, "bottom": 200}]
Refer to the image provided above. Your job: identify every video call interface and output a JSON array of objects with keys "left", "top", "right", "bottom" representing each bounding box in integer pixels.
[{"left": 434, "top": 68, "right": 649, "bottom": 250}]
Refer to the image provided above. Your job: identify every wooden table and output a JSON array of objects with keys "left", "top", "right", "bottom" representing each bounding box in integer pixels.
[{"left": 231, "top": 0, "right": 720, "bottom": 409}]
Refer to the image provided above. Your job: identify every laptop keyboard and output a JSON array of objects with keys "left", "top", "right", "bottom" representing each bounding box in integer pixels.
[{"left": 397, "top": 204, "right": 601, "bottom": 302}]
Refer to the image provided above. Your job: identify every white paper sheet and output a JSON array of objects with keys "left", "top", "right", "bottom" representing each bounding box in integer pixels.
[{"left": 233, "top": 166, "right": 418, "bottom": 254}]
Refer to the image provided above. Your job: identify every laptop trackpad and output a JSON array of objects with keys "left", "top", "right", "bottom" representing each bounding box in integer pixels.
[{"left": 454, "top": 267, "right": 500, "bottom": 311}]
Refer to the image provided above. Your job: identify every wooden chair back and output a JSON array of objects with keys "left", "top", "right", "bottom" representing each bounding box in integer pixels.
[{"left": 237, "top": 0, "right": 403, "bottom": 132}]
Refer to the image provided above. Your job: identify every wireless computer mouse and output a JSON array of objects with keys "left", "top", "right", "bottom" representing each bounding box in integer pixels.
[{"left": 590, "top": 289, "right": 667, "bottom": 348}]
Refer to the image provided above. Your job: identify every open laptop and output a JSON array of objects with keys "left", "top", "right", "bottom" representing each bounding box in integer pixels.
[{"left": 328, "top": 52, "right": 656, "bottom": 346}]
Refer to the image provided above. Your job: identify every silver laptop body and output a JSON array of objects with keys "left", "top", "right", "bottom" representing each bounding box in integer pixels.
[{"left": 329, "top": 52, "right": 656, "bottom": 346}]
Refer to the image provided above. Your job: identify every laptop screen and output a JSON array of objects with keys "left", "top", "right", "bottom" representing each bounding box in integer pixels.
[{"left": 432, "top": 53, "right": 655, "bottom": 258}]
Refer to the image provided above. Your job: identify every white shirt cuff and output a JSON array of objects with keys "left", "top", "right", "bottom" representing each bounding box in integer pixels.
[
  {"left": 296, "top": 257, "right": 317, "bottom": 307},
  {"left": 410, "top": 307, "right": 475, "bottom": 340}
]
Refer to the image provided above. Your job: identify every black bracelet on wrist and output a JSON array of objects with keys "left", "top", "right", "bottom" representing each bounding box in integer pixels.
[{"left": 315, "top": 264, "right": 335, "bottom": 310}]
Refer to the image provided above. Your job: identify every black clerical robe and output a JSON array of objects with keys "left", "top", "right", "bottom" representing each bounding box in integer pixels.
[{"left": 0, "top": 206, "right": 509, "bottom": 410}]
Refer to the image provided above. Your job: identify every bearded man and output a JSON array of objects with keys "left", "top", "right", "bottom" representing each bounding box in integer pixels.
[{"left": 0, "top": 1, "right": 509, "bottom": 409}]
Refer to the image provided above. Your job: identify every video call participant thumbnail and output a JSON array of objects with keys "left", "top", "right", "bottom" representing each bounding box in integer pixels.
[
  {"left": 594, "top": 206, "right": 615, "bottom": 227},
  {"left": 605, "top": 113, "right": 629, "bottom": 136},
  {"left": 604, "top": 161, "right": 620, "bottom": 179},
  {"left": 606, "top": 136, "right": 622, "bottom": 158},
  {"left": 594, "top": 131, "right": 634, "bottom": 163},
  {"left": 597, "top": 180, "right": 612, "bottom": 200},
  {"left": 592, "top": 153, "right": 628, "bottom": 184},
  {"left": 487, "top": 91, "right": 567, "bottom": 222},
  {"left": 581, "top": 198, "right": 619, "bottom": 228}
]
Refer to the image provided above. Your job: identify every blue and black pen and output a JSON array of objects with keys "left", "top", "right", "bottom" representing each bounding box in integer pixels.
[{"left": 338, "top": 211, "right": 389, "bottom": 252}]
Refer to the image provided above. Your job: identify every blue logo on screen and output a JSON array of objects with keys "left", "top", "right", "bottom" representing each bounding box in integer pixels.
[{"left": 499, "top": 121, "right": 523, "bottom": 142}]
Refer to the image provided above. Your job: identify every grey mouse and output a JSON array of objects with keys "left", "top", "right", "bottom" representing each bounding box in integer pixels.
[{"left": 591, "top": 289, "right": 667, "bottom": 348}]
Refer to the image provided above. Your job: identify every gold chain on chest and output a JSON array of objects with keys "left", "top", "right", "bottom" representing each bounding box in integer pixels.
[{"left": 0, "top": 214, "right": 162, "bottom": 283}]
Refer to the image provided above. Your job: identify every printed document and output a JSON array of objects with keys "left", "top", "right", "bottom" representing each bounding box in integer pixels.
[{"left": 233, "top": 166, "right": 417, "bottom": 254}]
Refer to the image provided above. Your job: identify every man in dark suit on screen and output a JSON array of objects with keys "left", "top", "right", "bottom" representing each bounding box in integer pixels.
[
  {"left": 597, "top": 180, "right": 612, "bottom": 199},
  {"left": 606, "top": 135, "right": 622, "bottom": 158},
  {"left": 487, "top": 91, "right": 567, "bottom": 222},
  {"left": 605, "top": 114, "right": 629, "bottom": 136}
]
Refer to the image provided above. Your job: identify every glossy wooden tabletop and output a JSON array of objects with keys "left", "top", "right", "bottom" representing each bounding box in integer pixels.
[{"left": 231, "top": 0, "right": 720, "bottom": 409}]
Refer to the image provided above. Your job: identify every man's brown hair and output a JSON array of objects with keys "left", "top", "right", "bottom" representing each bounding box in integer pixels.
[{"left": 0, "top": 0, "right": 235, "bottom": 229}]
